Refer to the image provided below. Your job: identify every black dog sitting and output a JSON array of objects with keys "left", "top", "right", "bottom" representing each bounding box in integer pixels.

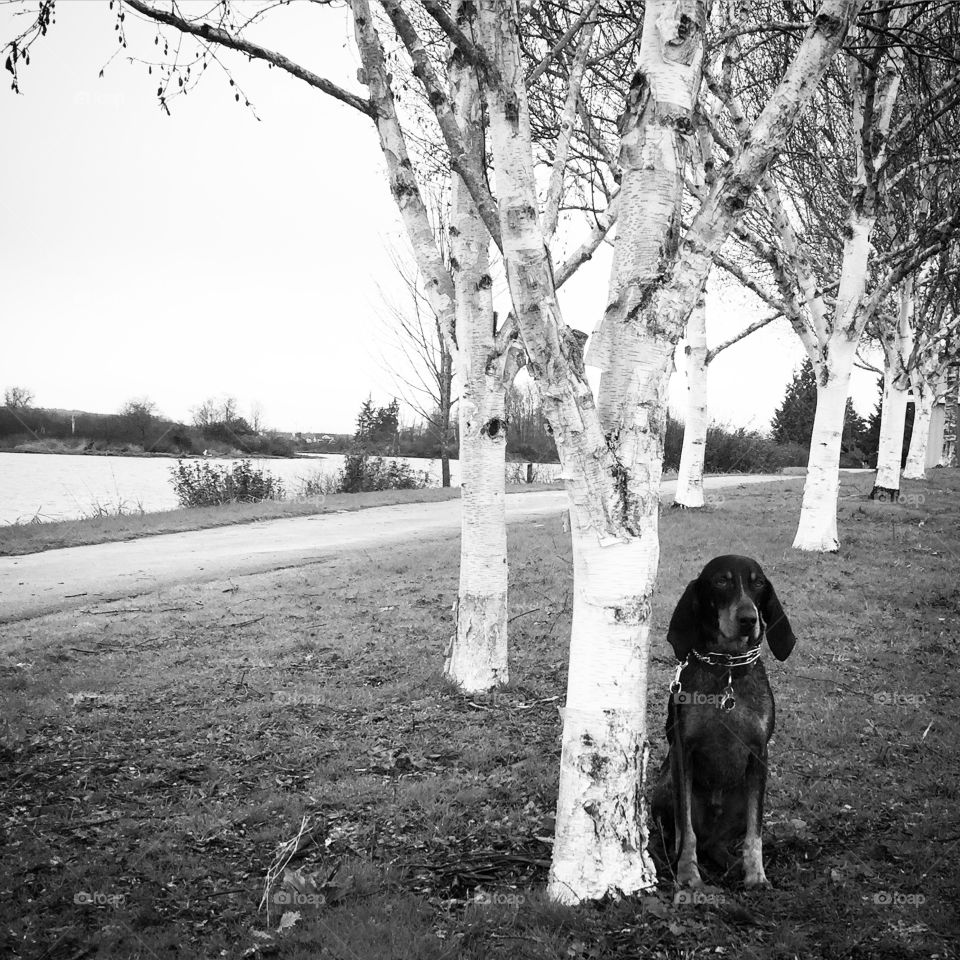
[{"left": 651, "top": 555, "right": 796, "bottom": 889}]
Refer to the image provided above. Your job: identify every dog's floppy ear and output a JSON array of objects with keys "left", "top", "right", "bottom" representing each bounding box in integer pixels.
[
  {"left": 761, "top": 580, "right": 796, "bottom": 661},
  {"left": 666, "top": 579, "right": 702, "bottom": 661}
]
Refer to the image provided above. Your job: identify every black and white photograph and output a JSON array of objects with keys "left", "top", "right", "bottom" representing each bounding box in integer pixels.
[{"left": 1, "top": 0, "right": 958, "bottom": 957}]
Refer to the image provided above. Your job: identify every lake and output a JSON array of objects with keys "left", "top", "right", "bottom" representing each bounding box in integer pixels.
[{"left": 0, "top": 452, "right": 562, "bottom": 524}]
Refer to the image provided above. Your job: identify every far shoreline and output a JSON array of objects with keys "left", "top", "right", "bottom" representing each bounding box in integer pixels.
[{"left": 0, "top": 445, "right": 335, "bottom": 461}]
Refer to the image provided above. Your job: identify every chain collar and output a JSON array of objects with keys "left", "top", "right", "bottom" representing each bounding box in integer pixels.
[
  {"left": 669, "top": 642, "right": 762, "bottom": 712},
  {"left": 691, "top": 644, "right": 762, "bottom": 670}
]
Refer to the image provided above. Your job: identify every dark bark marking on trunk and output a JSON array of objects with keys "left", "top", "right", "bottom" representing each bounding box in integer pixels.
[{"left": 482, "top": 417, "right": 507, "bottom": 440}]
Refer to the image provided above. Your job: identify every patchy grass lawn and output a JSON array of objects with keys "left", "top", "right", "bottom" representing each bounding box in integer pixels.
[
  {"left": 0, "top": 483, "right": 564, "bottom": 557},
  {"left": 1, "top": 471, "right": 958, "bottom": 959}
]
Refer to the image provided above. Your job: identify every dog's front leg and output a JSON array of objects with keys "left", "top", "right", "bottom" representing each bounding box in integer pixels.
[
  {"left": 671, "top": 741, "right": 703, "bottom": 888},
  {"left": 743, "top": 748, "right": 770, "bottom": 888}
]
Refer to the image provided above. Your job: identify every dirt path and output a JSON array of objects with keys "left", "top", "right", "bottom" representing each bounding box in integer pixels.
[{"left": 0, "top": 474, "right": 806, "bottom": 623}]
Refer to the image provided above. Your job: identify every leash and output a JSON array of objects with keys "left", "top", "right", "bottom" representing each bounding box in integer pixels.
[{"left": 670, "top": 644, "right": 762, "bottom": 712}]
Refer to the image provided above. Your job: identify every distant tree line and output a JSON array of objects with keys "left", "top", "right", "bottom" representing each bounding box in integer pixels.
[{"left": 0, "top": 389, "right": 295, "bottom": 457}]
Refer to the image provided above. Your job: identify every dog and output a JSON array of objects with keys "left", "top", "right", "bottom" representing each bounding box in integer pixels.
[{"left": 651, "top": 555, "right": 796, "bottom": 889}]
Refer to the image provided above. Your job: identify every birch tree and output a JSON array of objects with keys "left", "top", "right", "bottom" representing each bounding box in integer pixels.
[
  {"left": 1, "top": 0, "right": 606, "bottom": 694},
  {"left": 711, "top": 1, "right": 960, "bottom": 548},
  {"left": 903, "top": 258, "right": 960, "bottom": 479},
  {"left": 868, "top": 250, "right": 960, "bottom": 486},
  {"left": 674, "top": 284, "right": 780, "bottom": 509},
  {"left": 872, "top": 279, "right": 915, "bottom": 499},
  {"left": 5, "top": 0, "right": 865, "bottom": 900},
  {"left": 474, "top": 0, "right": 860, "bottom": 899}
]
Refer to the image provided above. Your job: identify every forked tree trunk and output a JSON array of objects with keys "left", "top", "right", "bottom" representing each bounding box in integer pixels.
[
  {"left": 793, "top": 212, "right": 872, "bottom": 551},
  {"left": 903, "top": 383, "right": 933, "bottom": 480},
  {"left": 871, "top": 361, "right": 909, "bottom": 500},
  {"left": 674, "top": 296, "right": 708, "bottom": 509},
  {"left": 550, "top": 0, "right": 705, "bottom": 900},
  {"left": 792, "top": 340, "right": 858, "bottom": 551},
  {"left": 475, "top": 0, "right": 859, "bottom": 903},
  {"left": 476, "top": 0, "right": 677, "bottom": 901},
  {"left": 443, "top": 5, "right": 508, "bottom": 693}
]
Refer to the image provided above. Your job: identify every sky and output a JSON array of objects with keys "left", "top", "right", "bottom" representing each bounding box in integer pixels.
[{"left": 0, "top": 1, "right": 880, "bottom": 435}]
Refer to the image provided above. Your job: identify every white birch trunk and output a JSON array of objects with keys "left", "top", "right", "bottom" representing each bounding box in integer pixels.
[
  {"left": 792, "top": 341, "right": 857, "bottom": 551},
  {"left": 872, "top": 279, "right": 914, "bottom": 500},
  {"left": 551, "top": 0, "right": 704, "bottom": 901},
  {"left": 477, "top": 1, "right": 667, "bottom": 902},
  {"left": 550, "top": 506, "right": 656, "bottom": 904},
  {"left": 903, "top": 384, "right": 933, "bottom": 480},
  {"left": 674, "top": 295, "right": 708, "bottom": 509},
  {"left": 443, "top": 1, "right": 507, "bottom": 693},
  {"left": 872, "top": 360, "right": 909, "bottom": 499},
  {"left": 474, "top": 0, "right": 859, "bottom": 903},
  {"left": 793, "top": 211, "right": 873, "bottom": 552}
]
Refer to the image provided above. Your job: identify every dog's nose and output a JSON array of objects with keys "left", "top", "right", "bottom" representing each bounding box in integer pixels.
[{"left": 738, "top": 613, "right": 757, "bottom": 634}]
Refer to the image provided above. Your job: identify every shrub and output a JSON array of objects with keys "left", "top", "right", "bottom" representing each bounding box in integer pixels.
[
  {"left": 505, "top": 461, "right": 553, "bottom": 484},
  {"left": 170, "top": 460, "right": 284, "bottom": 507},
  {"left": 337, "top": 453, "right": 431, "bottom": 493},
  {"left": 665, "top": 416, "right": 812, "bottom": 475},
  {"left": 295, "top": 471, "right": 338, "bottom": 499}
]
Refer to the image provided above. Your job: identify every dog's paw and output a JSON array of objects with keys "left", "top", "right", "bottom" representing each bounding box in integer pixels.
[
  {"left": 677, "top": 861, "right": 704, "bottom": 888},
  {"left": 743, "top": 870, "right": 771, "bottom": 890}
]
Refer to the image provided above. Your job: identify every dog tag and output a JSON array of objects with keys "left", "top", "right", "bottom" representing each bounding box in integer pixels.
[{"left": 719, "top": 686, "right": 736, "bottom": 711}]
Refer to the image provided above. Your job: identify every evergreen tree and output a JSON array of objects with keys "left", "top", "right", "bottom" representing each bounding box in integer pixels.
[
  {"left": 772, "top": 358, "right": 868, "bottom": 462},
  {"left": 771, "top": 359, "right": 817, "bottom": 445}
]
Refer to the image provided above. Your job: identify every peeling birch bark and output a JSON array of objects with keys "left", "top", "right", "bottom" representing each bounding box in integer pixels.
[
  {"left": 675, "top": 295, "right": 708, "bottom": 509},
  {"left": 443, "top": 13, "right": 508, "bottom": 692},
  {"left": 551, "top": 506, "right": 656, "bottom": 904}
]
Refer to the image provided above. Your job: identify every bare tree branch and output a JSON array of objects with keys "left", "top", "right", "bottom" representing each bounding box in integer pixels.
[
  {"left": 525, "top": 2, "right": 598, "bottom": 88},
  {"left": 122, "top": 0, "right": 374, "bottom": 116}
]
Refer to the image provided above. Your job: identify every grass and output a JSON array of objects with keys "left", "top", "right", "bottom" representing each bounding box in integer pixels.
[
  {"left": 1, "top": 471, "right": 958, "bottom": 959},
  {"left": 0, "top": 482, "right": 564, "bottom": 557}
]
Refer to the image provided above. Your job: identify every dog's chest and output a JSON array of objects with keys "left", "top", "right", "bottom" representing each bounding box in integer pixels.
[{"left": 674, "top": 663, "right": 775, "bottom": 779}]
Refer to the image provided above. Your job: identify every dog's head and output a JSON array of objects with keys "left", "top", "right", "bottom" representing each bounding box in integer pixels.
[{"left": 666, "top": 555, "right": 796, "bottom": 662}]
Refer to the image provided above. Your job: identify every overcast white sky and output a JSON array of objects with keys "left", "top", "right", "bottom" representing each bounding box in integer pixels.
[{"left": 0, "top": 1, "right": 879, "bottom": 435}]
